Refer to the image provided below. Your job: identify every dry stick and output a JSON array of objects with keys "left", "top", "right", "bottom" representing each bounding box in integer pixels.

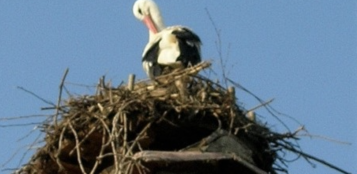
[
  {"left": 97, "top": 153, "right": 115, "bottom": 159},
  {"left": 231, "top": 154, "right": 268, "bottom": 174},
  {"left": 0, "top": 123, "right": 41, "bottom": 127},
  {"left": 227, "top": 86, "right": 236, "bottom": 133},
  {"left": 124, "top": 122, "right": 152, "bottom": 158},
  {"left": 0, "top": 114, "right": 49, "bottom": 121},
  {"left": 123, "top": 113, "right": 128, "bottom": 152},
  {"left": 118, "top": 112, "right": 128, "bottom": 174},
  {"left": 173, "top": 61, "right": 211, "bottom": 77},
  {"left": 150, "top": 61, "right": 211, "bottom": 83},
  {"left": 134, "top": 61, "right": 211, "bottom": 93},
  {"left": 109, "top": 83, "right": 114, "bottom": 104},
  {"left": 2, "top": 127, "right": 42, "bottom": 169},
  {"left": 94, "top": 115, "right": 120, "bottom": 165},
  {"left": 134, "top": 160, "right": 148, "bottom": 174},
  {"left": 113, "top": 99, "right": 140, "bottom": 158},
  {"left": 63, "top": 83, "right": 72, "bottom": 98},
  {"left": 277, "top": 142, "right": 351, "bottom": 174},
  {"left": 225, "top": 43, "right": 234, "bottom": 77},
  {"left": 205, "top": 8, "right": 229, "bottom": 88},
  {"left": 135, "top": 161, "right": 147, "bottom": 174},
  {"left": 117, "top": 100, "right": 141, "bottom": 173},
  {"left": 131, "top": 162, "right": 141, "bottom": 174},
  {"left": 127, "top": 74, "right": 136, "bottom": 91},
  {"left": 243, "top": 98, "right": 275, "bottom": 114},
  {"left": 125, "top": 162, "right": 133, "bottom": 174},
  {"left": 68, "top": 122, "right": 87, "bottom": 174},
  {"left": 17, "top": 86, "right": 55, "bottom": 107},
  {"left": 97, "top": 76, "right": 104, "bottom": 96},
  {"left": 1, "top": 144, "right": 26, "bottom": 168},
  {"left": 111, "top": 111, "right": 122, "bottom": 174},
  {"left": 226, "top": 78, "right": 292, "bottom": 132},
  {"left": 107, "top": 80, "right": 112, "bottom": 98},
  {"left": 121, "top": 123, "right": 152, "bottom": 174},
  {"left": 234, "top": 123, "right": 255, "bottom": 135},
  {"left": 95, "top": 77, "right": 102, "bottom": 97},
  {"left": 69, "top": 127, "right": 96, "bottom": 155},
  {"left": 18, "top": 128, "right": 45, "bottom": 167},
  {"left": 298, "top": 133, "right": 351, "bottom": 145},
  {"left": 54, "top": 68, "right": 69, "bottom": 126},
  {"left": 90, "top": 126, "right": 107, "bottom": 174},
  {"left": 55, "top": 127, "right": 67, "bottom": 172}
]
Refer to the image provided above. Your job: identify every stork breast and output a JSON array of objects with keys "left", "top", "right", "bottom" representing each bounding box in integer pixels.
[{"left": 157, "top": 32, "right": 181, "bottom": 65}]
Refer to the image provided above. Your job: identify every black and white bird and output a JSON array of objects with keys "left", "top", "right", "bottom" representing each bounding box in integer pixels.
[{"left": 133, "top": 0, "right": 202, "bottom": 79}]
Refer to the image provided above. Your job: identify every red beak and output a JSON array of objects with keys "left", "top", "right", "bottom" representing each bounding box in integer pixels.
[{"left": 143, "top": 15, "right": 158, "bottom": 34}]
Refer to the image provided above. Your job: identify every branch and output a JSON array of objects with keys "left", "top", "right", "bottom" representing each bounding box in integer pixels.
[
  {"left": 54, "top": 68, "right": 69, "bottom": 126},
  {"left": 17, "top": 86, "right": 55, "bottom": 106},
  {"left": 277, "top": 142, "right": 351, "bottom": 174},
  {"left": 244, "top": 98, "right": 274, "bottom": 114}
]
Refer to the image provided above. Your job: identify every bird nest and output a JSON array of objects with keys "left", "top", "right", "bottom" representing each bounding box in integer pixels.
[{"left": 15, "top": 62, "right": 307, "bottom": 174}]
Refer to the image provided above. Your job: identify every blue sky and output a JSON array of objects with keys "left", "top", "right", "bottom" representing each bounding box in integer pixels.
[{"left": 0, "top": 1, "right": 355, "bottom": 173}]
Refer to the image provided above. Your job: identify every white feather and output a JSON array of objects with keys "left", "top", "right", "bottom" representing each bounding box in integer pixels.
[
  {"left": 142, "top": 60, "right": 152, "bottom": 77},
  {"left": 157, "top": 30, "right": 180, "bottom": 65}
]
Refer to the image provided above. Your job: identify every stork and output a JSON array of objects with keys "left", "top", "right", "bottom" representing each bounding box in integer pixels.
[{"left": 133, "top": 0, "right": 202, "bottom": 79}]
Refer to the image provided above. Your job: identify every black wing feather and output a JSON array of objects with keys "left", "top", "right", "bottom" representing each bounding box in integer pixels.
[
  {"left": 142, "top": 39, "right": 163, "bottom": 78},
  {"left": 142, "top": 28, "right": 201, "bottom": 79},
  {"left": 171, "top": 28, "right": 201, "bottom": 67}
]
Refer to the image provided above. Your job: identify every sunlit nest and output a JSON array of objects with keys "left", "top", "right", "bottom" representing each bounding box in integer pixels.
[{"left": 14, "top": 62, "right": 308, "bottom": 174}]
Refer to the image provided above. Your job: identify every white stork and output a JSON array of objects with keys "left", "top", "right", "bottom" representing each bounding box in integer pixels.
[{"left": 133, "top": 0, "right": 202, "bottom": 79}]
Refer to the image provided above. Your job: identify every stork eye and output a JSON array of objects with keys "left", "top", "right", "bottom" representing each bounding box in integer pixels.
[{"left": 138, "top": 9, "right": 142, "bottom": 15}]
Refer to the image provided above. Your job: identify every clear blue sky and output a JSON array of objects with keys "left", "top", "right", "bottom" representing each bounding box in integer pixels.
[{"left": 0, "top": 1, "right": 355, "bottom": 173}]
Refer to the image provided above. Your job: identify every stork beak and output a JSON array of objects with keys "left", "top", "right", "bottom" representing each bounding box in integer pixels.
[{"left": 143, "top": 15, "right": 158, "bottom": 34}]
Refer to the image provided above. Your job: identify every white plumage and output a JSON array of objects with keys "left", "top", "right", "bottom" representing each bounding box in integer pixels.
[{"left": 133, "top": 0, "right": 202, "bottom": 79}]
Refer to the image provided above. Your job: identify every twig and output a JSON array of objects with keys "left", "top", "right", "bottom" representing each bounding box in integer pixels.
[
  {"left": 125, "top": 161, "right": 134, "bottom": 174},
  {"left": 90, "top": 126, "right": 107, "bottom": 174},
  {"left": 1, "top": 128, "right": 42, "bottom": 169},
  {"left": 18, "top": 130, "right": 43, "bottom": 168},
  {"left": 17, "top": 86, "right": 55, "bottom": 106},
  {"left": 69, "top": 126, "right": 96, "bottom": 155},
  {"left": 92, "top": 114, "right": 120, "bottom": 173},
  {"left": 277, "top": 142, "right": 351, "bottom": 174},
  {"left": 0, "top": 114, "right": 49, "bottom": 121},
  {"left": 298, "top": 133, "right": 351, "bottom": 145},
  {"left": 232, "top": 154, "right": 268, "bottom": 174},
  {"left": 65, "top": 82, "right": 97, "bottom": 88},
  {"left": 68, "top": 122, "right": 87, "bottom": 174},
  {"left": 55, "top": 126, "right": 66, "bottom": 172},
  {"left": 0, "top": 123, "right": 41, "bottom": 127},
  {"left": 227, "top": 86, "right": 236, "bottom": 132},
  {"left": 124, "top": 122, "right": 152, "bottom": 157},
  {"left": 226, "top": 78, "right": 292, "bottom": 132},
  {"left": 205, "top": 8, "right": 229, "bottom": 88},
  {"left": 127, "top": 74, "right": 136, "bottom": 91},
  {"left": 111, "top": 111, "right": 122, "bottom": 173},
  {"left": 123, "top": 113, "right": 128, "bottom": 151},
  {"left": 155, "top": 61, "right": 211, "bottom": 81},
  {"left": 243, "top": 98, "right": 275, "bottom": 114},
  {"left": 54, "top": 68, "right": 69, "bottom": 126},
  {"left": 16, "top": 124, "right": 42, "bottom": 143}
]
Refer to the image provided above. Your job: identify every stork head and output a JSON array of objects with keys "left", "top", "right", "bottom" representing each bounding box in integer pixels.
[{"left": 133, "top": 0, "right": 165, "bottom": 34}]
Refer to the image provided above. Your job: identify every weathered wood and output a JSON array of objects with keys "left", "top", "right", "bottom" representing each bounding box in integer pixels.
[{"left": 127, "top": 74, "right": 135, "bottom": 90}]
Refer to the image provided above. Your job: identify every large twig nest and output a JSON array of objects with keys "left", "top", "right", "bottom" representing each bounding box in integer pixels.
[{"left": 16, "top": 62, "right": 294, "bottom": 174}]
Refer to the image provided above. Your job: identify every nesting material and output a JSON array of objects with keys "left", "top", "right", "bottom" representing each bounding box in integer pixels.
[{"left": 17, "top": 62, "right": 295, "bottom": 174}]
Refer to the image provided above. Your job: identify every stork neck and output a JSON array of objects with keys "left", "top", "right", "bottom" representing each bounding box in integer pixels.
[
  {"left": 149, "top": 6, "right": 165, "bottom": 31},
  {"left": 153, "top": 17, "right": 165, "bottom": 31},
  {"left": 148, "top": 30, "right": 158, "bottom": 41},
  {"left": 148, "top": 13, "right": 165, "bottom": 41}
]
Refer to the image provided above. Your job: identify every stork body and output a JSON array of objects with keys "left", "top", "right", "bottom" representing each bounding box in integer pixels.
[{"left": 133, "top": 0, "right": 202, "bottom": 79}]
